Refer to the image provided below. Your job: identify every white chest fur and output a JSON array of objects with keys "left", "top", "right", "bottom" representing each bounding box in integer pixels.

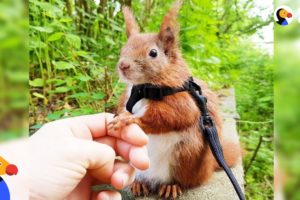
[
  {"left": 136, "top": 132, "right": 182, "bottom": 189},
  {"left": 125, "top": 85, "right": 183, "bottom": 188},
  {"left": 125, "top": 84, "right": 148, "bottom": 117}
]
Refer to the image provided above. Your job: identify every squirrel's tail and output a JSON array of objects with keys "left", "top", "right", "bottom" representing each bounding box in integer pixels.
[{"left": 214, "top": 140, "right": 243, "bottom": 170}]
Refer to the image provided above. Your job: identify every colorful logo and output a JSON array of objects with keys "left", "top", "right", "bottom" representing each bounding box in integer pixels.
[
  {"left": 0, "top": 156, "right": 18, "bottom": 200},
  {"left": 274, "top": 6, "right": 293, "bottom": 26}
]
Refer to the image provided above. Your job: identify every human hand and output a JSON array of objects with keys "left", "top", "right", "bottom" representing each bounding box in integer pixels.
[{"left": 29, "top": 113, "right": 149, "bottom": 200}]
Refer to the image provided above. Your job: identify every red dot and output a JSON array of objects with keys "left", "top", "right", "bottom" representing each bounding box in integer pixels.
[{"left": 6, "top": 164, "right": 18, "bottom": 175}]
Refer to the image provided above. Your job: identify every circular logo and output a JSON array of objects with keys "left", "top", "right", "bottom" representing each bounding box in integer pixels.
[{"left": 274, "top": 6, "right": 293, "bottom": 26}]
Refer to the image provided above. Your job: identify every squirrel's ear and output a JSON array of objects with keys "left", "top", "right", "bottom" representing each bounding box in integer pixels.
[
  {"left": 122, "top": 6, "right": 140, "bottom": 38},
  {"left": 158, "top": 1, "right": 182, "bottom": 52}
]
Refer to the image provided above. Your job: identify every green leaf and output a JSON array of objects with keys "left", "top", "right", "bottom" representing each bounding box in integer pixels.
[
  {"left": 75, "top": 51, "right": 93, "bottom": 60},
  {"left": 30, "top": 124, "right": 43, "bottom": 130},
  {"left": 47, "top": 32, "right": 64, "bottom": 41},
  {"left": 92, "top": 92, "right": 105, "bottom": 100},
  {"left": 47, "top": 112, "right": 63, "bottom": 120},
  {"left": 30, "top": 78, "right": 44, "bottom": 87},
  {"left": 29, "top": 40, "right": 47, "bottom": 49},
  {"left": 46, "top": 78, "right": 66, "bottom": 86},
  {"left": 53, "top": 86, "right": 71, "bottom": 93},
  {"left": 75, "top": 51, "right": 88, "bottom": 56},
  {"left": 31, "top": 26, "right": 53, "bottom": 33},
  {"left": 104, "top": 36, "right": 115, "bottom": 45},
  {"left": 75, "top": 74, "right": 91, "bottom": 82},
  {"left": 110, "top": 24, "right": 123, "bottom": 32},
  {"left": 181, "top": 25, "right": 197, "bottom": 31},
  {"left": 54, "top": 61, "right": 75, "bottom": 70},
  {"left": 32, "top": 92, "right": 46, "bottom": 99},
  {"left": 259, "top": 96, "right": 272, "bottom": 103},
  {"left": 60, "top": 18, "right": 73, "bottom": 23},
  {"left": 69, "top": 92, "right": 89, "bottom": 98},
  {"left": 69, "top": 107, "right": 94, "bottom": 116},
  {"left": 66, "top": 34, "right": 81, "bottom": 49}
]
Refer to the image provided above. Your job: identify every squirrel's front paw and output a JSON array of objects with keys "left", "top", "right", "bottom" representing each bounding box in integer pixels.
[
  {"left": 108, "top": 111, "right": 138, "bottom": 132},
  {"left": 158, "top": 184, "right": 183, "bottom": 199}
]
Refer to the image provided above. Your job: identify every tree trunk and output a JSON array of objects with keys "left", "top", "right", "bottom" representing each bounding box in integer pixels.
[
  {"left": 97, "top": 0, "right": 107, "bottom": 29},
  {"left": 124, "top": 0, "right": 131, "bottom": 7},
  {"left": 65, "top": 0, "right": 73, "bottom": 17},
  {"left": 75, "top": 0, "right": 84, "bottom": 32},
  {"left": 142, "top": 0, "right": 153, "bottom": 25}
]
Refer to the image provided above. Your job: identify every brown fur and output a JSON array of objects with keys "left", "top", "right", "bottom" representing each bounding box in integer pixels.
[
  {"left": 123, "top": 7, "right": 140, "bottom": 37},
  {"left": 117, "top": 1, "right": 241, "bottom": 190}
]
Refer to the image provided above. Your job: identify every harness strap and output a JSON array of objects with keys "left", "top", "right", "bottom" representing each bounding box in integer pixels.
[
  {"left": 125, "top": 77, "right": 245, "bottom": 200},
  {"left": 188, "top": 80, "right": 245, "bottom": 200},
  {"left": 126, "top": 82, "right": 187, "bottom": 113}
]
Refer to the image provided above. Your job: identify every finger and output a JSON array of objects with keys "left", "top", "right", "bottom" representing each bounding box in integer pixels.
[
  {"left": 111, "top": 161, "right": 136, "bottom": 190},
  {"left": 115, "top": 140, "right": 131, "bottom": 161},
  {"left": 94, "top": 137, "right": 144, "bottom": 161},
  {"left": 95, "top": 136, "right": 134, "bottom": 158},
  {"left": 95, "top": 136, "right": 117, "bottom": 149},
  {"left": 129, "top": 146, "right": 150, "bottom": 170},
  {"left": 57, "top": 113, "right": 115, "bottom": 139},
  {"left": 108, "top": 123, "right": 148, "bottom": 146},
  {"left": 115, "top": 140, "right": 150, "bottom": 169},
  {"left": 74, "top": 138, "right": 116, "bottom": 183},
  {"left": 121, "top": 124, "right": 148, "bottom": 146},
  {"left": 93, "top": 191, "right": 121, "bottom": 200},
  {"left": 66, "top": 174, "right": 92, "bottom": 200}
]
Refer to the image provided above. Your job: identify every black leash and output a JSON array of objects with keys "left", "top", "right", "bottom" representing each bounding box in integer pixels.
[
  {"left": 126, "top": 77, "right": 245, "bottom": 200},
  {"left": 186, "top": 78, "right": 245, "bottom": 200}
]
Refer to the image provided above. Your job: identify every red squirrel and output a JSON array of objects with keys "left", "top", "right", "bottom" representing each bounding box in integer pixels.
[{"left": 108, "top": 1, "right": 241, "bottom": 199}]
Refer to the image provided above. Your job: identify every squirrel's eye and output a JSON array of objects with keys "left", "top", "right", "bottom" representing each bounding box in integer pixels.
[{"left": 149, "top": 49, "right": 158, "bottom": 58}]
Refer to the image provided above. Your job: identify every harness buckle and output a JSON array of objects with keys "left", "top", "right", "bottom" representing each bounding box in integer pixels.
[
  {"left": 187, "top": 79, "right": 202, "bottom": 94},
  {"left": 143, "top": 86, "right": 163, "bottom": 100},
  {"left": 200, "top": 115, "right": 214, "bottom": 130}
]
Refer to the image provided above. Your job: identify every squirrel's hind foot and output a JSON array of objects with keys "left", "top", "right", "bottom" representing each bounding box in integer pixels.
[
  {"left": 131, "top": 181, "right": 149, "bottom": 197},
  {"left": 158, "top": 184, "right": 183, "bottom": 199}
]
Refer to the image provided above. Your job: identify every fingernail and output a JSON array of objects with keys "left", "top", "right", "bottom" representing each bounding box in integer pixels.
[
  {"left": 121, "top": 174, "right": 127, "bottom": 188},
  {"left": 121, "top": 178, "right": 125, "bottom": 188}
]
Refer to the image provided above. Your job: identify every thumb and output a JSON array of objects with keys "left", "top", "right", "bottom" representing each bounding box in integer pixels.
[{"left": 73, "top": 138, "right": 116, "bottom": 183}]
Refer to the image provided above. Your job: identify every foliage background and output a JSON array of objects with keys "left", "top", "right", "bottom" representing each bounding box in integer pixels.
[
  {"left": 0, "top": 0, "right": 28, "bottom": 141},
  {"left": 28, "top": 0, "right": 273, "bottom": 199},
  {"left": 275, "top": 0, "right": 300, "bottom": 199}
]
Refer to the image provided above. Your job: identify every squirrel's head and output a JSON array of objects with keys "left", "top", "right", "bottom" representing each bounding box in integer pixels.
[{"left": 117, "top": 1, "right": 190, "bottom": 87}]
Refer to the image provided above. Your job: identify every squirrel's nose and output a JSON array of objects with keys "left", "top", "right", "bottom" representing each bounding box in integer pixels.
[{"left": 119, "top": 62, "right": 130, "bottom": 71}]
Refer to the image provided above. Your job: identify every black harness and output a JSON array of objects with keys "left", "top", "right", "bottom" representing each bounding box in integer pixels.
[{"left": 126, "top": 77, "right": 245, "bottom": 200}]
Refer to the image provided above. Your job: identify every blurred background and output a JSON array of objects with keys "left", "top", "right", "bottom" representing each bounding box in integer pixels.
[
  {"left": 0, "top": 0, "right": 28, "bottom": 141},
  {"left": 0, "top": 0, "right": 286, "bottom": 199},
  {"left": 275, "top": 0, "right": 300, "bottom": 200}
]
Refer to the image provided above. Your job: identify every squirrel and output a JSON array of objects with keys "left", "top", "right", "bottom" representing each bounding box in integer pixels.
[{"left": 108, "top": 1, "right": 241, "bottom": 199}]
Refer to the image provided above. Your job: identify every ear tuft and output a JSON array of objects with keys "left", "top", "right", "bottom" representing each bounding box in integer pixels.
[
  {"left": 122, "top": 6, "right": 140, "bottom": 38},
  {"left": 159, "top": 0, "right": 182, "bottom": 52}
]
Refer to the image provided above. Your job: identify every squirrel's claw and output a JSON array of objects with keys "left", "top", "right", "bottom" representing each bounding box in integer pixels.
[
  {"left": 131, "top": 181, "right": 149, "bottom": 197},
  {"left": 108, "top": 111, "right": 137, "bottom": 132},
  {"left": 158, "top": 184, "right": 182, "bottom": 199}
]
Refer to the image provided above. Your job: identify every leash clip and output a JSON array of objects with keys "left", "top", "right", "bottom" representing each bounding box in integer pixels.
[{"left": 200, "top": 115, "right": 214, "bottom": 130}]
